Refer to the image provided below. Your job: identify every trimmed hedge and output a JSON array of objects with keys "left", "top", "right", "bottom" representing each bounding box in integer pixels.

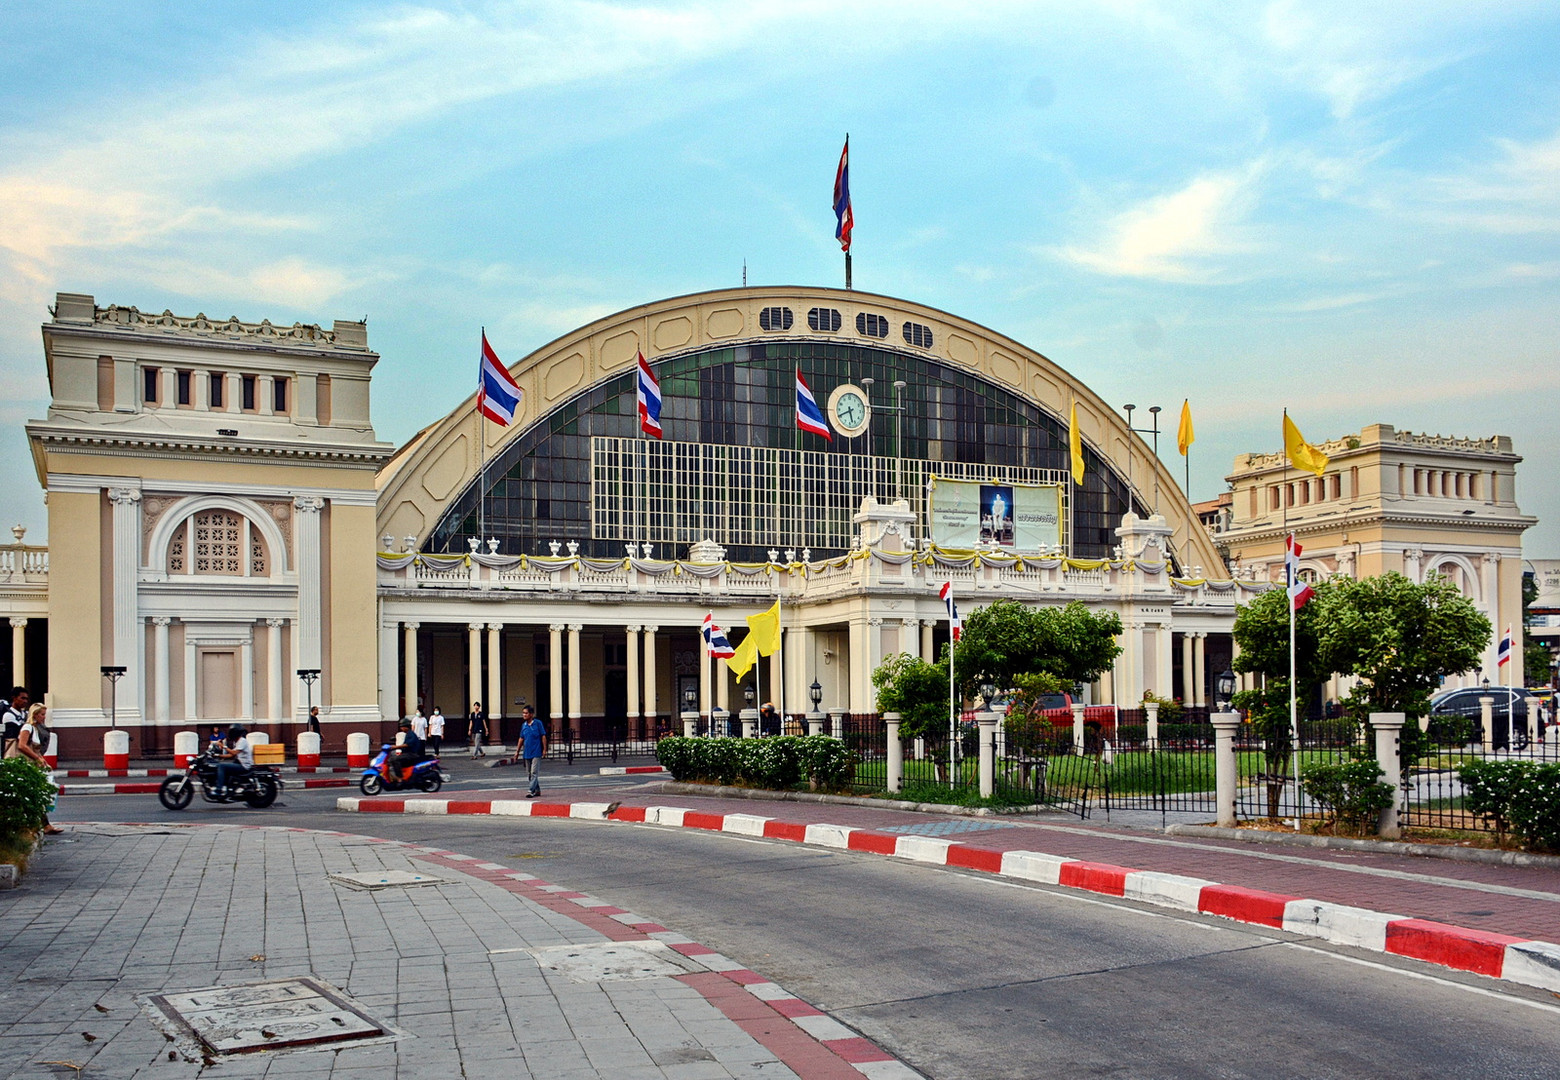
[
  {"left": 1300, "top": 758, "right": 1394, "bottom": 834},
  {"left": 1460, "top": 760, "right": 1560, "bottom": 852},
  {"left": 0, "top": 759, "right": 55, "bottom": 842},
  {"left": 656, "top": 735, "right": 857, "bottom": 792}
]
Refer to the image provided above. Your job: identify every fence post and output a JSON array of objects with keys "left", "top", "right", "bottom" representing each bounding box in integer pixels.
[
  {"left": 1145, "top": 701, "right": 1160, "bottom": 749},
  {"left": 681, "top": 712, "right": 698, "bottom": 738},
  {"left": 978, "top": 712, "right": 998, "bottom": 798},
  {"left": 885, "top": 713, "right": 903, "bottom": 794},
  {"left": 1071, "top": 702, "right": 1085, "bottom": 753},
  {"left": 1371, "top": 712, "right": 1404, "bottom": 839},
  {"left": 1212, "top": 710, "right": 1240, "bottom": 828},
  {"left": 807, "top": 711, "right": 824, "bottom": 737},
  {"left": 828, "top": 708, "right": 845, "bottom": 741},
  {"left": 1479, "top": 694, "right": 1494, "bottom": 753},
  {"left": 740, "top": 709, "right": 758, "bottom": 739}
]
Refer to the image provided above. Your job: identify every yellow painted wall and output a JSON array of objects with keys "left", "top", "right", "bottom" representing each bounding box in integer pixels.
[
  {"left": 328, "top": 503, "right": 381, "bottom": 709},
  {"left": 46, "top": 490, "right": 102, "bottom": 709}
]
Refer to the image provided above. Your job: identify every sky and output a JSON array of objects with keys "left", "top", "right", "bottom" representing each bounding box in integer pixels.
[{"left": 1, "top": 1, "right": 1557, "bottom": 555}]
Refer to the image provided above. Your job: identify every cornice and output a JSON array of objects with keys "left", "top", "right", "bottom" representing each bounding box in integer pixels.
[
  {"left": 1219, "top": 509, "right": 1537, "bottom": 547},
  {"left": 28, "top": 424, "right": 394, "bottom": 466}
]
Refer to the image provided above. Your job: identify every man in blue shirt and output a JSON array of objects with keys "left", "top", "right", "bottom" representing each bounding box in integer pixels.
[{"left": 510, "top": 705, "right": 547, "bottom": 798}]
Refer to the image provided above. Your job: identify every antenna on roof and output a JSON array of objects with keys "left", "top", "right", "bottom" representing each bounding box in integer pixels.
[{"left": 742, "top": 260, "right": 747, "bottom": 288}]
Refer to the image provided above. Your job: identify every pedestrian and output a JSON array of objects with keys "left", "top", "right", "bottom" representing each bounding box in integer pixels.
[
  {"left": 427, "top": 707, "right": 445, "bottom": 757},
  {"left": 2, "top": 686, "right": 28, "bottom": 758},
  {"left": 510, "top": 705, "right": 546, "bottom": 798},
  {"left": 307, "top": 705, "right": 321, "bottom": 735},
  {"left": 467, "top": 700, "right": 487, "bottom": 758},
  {"left": 759, "top": 701, "right": 780, "bottom": 737},
  {"left": 10, "top": 703, "right": 61, "bottom": 834},
  {"left": 411, "top": 707, "right": 428, "bottom": 744}
]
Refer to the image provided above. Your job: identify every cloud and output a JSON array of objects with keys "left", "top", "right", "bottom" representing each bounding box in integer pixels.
[{"left": 1056, "top": 163, "right": 1264, "bottom": 282}]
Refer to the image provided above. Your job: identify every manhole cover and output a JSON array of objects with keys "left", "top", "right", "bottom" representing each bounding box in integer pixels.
[
  {"left": 524, "top": 940, "right": 704, "bottom": 983},
  {"left": 329, "top": 869, "right": 445, "bottom": 891},
  {"left": 143, "top": 977, "right": 401, "bottom": 1057}
]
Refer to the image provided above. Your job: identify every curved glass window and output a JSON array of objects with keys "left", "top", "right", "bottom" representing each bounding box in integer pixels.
[{"left": 431, "top": 341, "right": 1149, "bottom": 564}]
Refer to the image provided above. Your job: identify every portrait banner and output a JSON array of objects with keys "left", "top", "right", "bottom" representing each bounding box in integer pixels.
[{"left": 927, "top": 477, "right": 1063, "bottom": 551}]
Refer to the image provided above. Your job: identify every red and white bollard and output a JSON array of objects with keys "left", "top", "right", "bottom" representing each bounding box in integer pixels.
[
  {"left": 346, "top": 732, "right": 370, "bottom": 769},
  {"left": 247, "top": 731, "right": 270, "bottom": 746},
  {"left": 44, "top": 732, "right": 58, "bottom": 770},
  {"left": 104, "top": 730, "right": 130, "bottom": 772},
  {"left": 173, "top": 731, "right": 199, "bottom": 768},
  {"left": 296, "top": 731, "right": 321, "bottom": 772}
]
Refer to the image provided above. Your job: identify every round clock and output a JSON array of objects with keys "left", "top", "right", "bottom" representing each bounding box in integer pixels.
[{"left": 827, "top": 383, "right": 871, "bottom": 438}]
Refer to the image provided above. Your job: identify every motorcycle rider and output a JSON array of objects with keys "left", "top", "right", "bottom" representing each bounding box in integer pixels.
[
  {"left": 389, "top": 717, "right": 425, "bottom": 783},
  {"left": 213, "top": 724, "right": 253, "bottom": 797}
]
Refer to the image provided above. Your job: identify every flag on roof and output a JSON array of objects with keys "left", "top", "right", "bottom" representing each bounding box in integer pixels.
[
  {"left": 833, "top": 136, "right": 853, "bottom": 253},
  {"left": 797, "top": 369, "right": 832, "bottom": 439},
  {"left": 636, "top": 351, "right": 662, "bottom": 439},
  {"left": 477, "top": 332, "right": 522, "bottom": 427},
  {"left": 940, "top": 580, "right": 961, "bottom": 641},
  {"left": 1283, "top": 412, "right": 1328, "bottom": 478},
  {"left": 702, "top": 614, "right": 735, "bottom": 659},
  {"left": 1497, "top": 625, "right": 1513, "bottom": 668},
  {"left": 1068, "top": 401, "right": 1084, "bottom": 485},
  {"left": 1286, "top": 534, "right": 1314, "bottom": 611}
]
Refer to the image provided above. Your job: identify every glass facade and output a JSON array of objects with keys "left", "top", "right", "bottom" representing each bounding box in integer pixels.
[{"left": 431, "top": 340, "right": 1149, "bottom": 562}]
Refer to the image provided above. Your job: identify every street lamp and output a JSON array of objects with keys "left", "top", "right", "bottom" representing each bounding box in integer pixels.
[
  {"left": 979, "top": 679, "right": 997, "bottom": 710},
  {"left": 810, "top": 680, "right": 823, "bottom": 710},
  {"left": 297, "top": 668, "right": 320, "bottom": 724},
  {"left": 744, "top": 682, "right": 756, "bottom": 710},
  {"left": 1215, "top": 668, "right": 1236, "bottom": 711},
  {"left": 100, "top": 666, "right": 127, "bottom": 729}
]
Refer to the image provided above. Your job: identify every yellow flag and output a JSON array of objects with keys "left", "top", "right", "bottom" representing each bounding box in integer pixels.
[
  {"left": 746, "top": 601, "right": 781, "bottom": 656},
  {"left": 1068, "top": 401, "right": 1085, "bottom": 485},
  {"left": 725, "top": 633, "right": 758, "bottom": 678},
  {"left": 1177, "top": 399, "right": 1194, "bottom": 456},
  {"left": 1283, "top": 413, "right": 1329, "bottom": 477}
]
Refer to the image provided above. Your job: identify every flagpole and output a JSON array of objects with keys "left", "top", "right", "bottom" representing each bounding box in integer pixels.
[
  {"left": 1284, "top": 409, "right": 1300, "bottom": 832},
  {"left": 948, "top": 628, "right": 956, "bottom": 791},
  {"left": 478, "top": 327, "right": 487, "bottom": 547}
]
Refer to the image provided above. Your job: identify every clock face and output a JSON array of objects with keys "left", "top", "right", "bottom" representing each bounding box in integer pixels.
[{"left": 827, "top": 384, "right": 871, "bottom": 437}]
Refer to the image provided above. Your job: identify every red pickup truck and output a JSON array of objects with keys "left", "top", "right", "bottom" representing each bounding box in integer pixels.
[{"left": 966, "top": 694, "right": 1118, "bottom": 736}]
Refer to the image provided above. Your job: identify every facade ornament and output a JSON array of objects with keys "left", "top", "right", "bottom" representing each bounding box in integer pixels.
[
  {"left": 107, "top": 487, "right": 142, "bottom": 505},
  {"left": 566, "top": 540, "right": 579, "bottom": 557},
  {"left": 292, "top": 495, "right": 324, "bottom": 513},
  {"left": 549, "top": 540, "right": 561, "bottom": 556},
  {"left": 468, "top": 537, "right": 480, "bottom": 553},
  {"left": 403, "top": 535, "right": 417, "bottom": 552},
  {"left": 767, "top": 549, "right": 780, "bottom": 564},
  {"left": 640, "top": 542, "right": 652, "bottom": 559}
]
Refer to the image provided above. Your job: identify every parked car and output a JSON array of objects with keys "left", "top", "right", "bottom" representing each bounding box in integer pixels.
[{"left": 1428, "top": 686, "right": 1536, "bottom": 750}]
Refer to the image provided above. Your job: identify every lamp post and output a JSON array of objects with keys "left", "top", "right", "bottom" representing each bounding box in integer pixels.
[
  {"left": 744, "top": 682, "right": 756, "bottom": 710},
  {"left": 100, "top": 665, "right": 126, "bottom": 729},
  {"left": 810, "top": 680, "right": 823, "bottom": 711},
  {"left": 682, "top": 685, "right": 698, "bottom": 736},
  {"left": 296, "top": 668, "right": 320, "bottom": 725},
  {"left": 1215, "top": 668, "right": 1236, "bottom": 712},
  {"left": 1121, "top": 403, "right": 1165, "bottom": 517}
]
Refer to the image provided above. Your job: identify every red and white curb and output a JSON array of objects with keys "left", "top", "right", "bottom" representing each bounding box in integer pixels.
[
  {"left": 337, "top": 796, "right": 1560, "bottom": 996},
  {"left": 59, "top": 777, "right": 352, "bottom": 796},
  {"left": 598, "top": 765, "right": 667, "bottom": 775},
  {"left": 197, "top": 823, "right": 919, "bottom": 1079}
]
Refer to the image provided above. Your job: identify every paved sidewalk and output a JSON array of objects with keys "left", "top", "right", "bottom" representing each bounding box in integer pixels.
[{"left": 0, "top": 824, "right": 917, "bottom": 1079}]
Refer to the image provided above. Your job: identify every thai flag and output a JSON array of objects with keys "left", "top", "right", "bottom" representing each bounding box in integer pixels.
[
  {"left": 636, "top": 351, "right": 662, "bottom": 439},
  {"left": 796, "top": 369, "right": 832, "bottom": 440},
  {"left": 1497, "top": 625, "right": 1513, "bottom": 668},
  {"left": 702, "top": 613, "right": 735, "bottom": 659},
  {"left": 1286, "top": 534, "right": 1314, "bottom": 611},
  {"left": 833, "top": 136, "right": 853, "bottom": 253},
  {"left": 477, "top": 332, "right": 522, "bottom": 427},
  {"left": 940, "top": 580, "right": 961, "bottom": 641}
]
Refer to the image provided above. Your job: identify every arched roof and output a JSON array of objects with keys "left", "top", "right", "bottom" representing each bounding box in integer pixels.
[{"left": 376, "top": 286, "right": 1224, "bottom": 571}]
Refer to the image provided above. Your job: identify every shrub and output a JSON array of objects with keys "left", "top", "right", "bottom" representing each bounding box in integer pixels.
[
  {"left": 739, "top": 737, "right": 803, "bottom": 788},
  {"left": 1427, "top": 713, "right": 1476, "bottom": 748},
  {"left": 656, "top": 735, "right": 858, "bottom": 792},
  {"left": 703, "top": 737, "right": 743, "bottom": 786},
  {"left": 1461, "top": 760, "right": 1560, "bottom": 853},
  {"left": 1459, "top": 759, "right": 1529, "bottom": 843},
  {"left": 797, "top": 735, "right": 856, "bottom": 791},
  {"left": 656, "top": 737, "right": 698, "bottom": 781},
  {"left": 1300, "top": 758, "right": 1394, "bottom": 835},
  {"left": 1140, "top": 692, "right": 1183, "bottom": 725},
  {"left": 0, "top": 759, "right": 56, "bottom": 843}
]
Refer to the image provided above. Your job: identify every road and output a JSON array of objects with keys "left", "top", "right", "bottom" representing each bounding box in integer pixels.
[{"left": 53, "top": 767, "right": 1560, "bottom": 1080}]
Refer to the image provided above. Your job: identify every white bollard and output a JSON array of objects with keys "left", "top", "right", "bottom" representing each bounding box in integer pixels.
[
  {"left": 44, "top": 732, "right": 58, "bottom": 769},
  {"left": 346, "top": 731, "right": 371, "bottom": 768},
  {"left": 978, "top": 713, "right": 998, "bottom": 798},
  {"left": 247, "top": 731, "right": 270, "bottom": 746},
  {"left": 104, "top": 729, "right": 130, "bottom": 771},
  {"left": 296, "top": 731, "right": 322, "bottom": 771},
  {"left": 1212, "top": 711, "right": 1241, "bottom": 828},
  {"left": 173, "top": 731, "right": 199, "bottom": 768}
]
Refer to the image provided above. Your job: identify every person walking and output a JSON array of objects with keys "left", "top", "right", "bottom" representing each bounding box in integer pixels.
[
  {"left": 510, "top": 706, "right": 546, "bottom": 798},
  {"left": 411, "top": 707, "right": 429, "bottom": 744},
  {"left": 2, "top": 686, "right": 28, "bottom": 758},
  {"left": 427, "top": 707, "right": 445, "bottom": 757},
  {"left": 11, "top": 703, "right": 61, "bottom": 834},
  {"left": 468, "top": 701, "right": 488, "bottom": 758},
  {"left": 307, "top": 706, "right": 321, "bottom": 735}
]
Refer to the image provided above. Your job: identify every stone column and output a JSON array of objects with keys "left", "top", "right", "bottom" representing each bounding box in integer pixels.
[
  {"left": 294, "top": 496, "right": 324, "bottom": 676},
  {"left": 1193, "top": 632, "right": 1207, "bottom": 708},
  {"left": 108, "top": 487, "right": 143, "bottom": 723},
  {"left": 626, "top": 625, "right": 641, "bottom": 735},
  {"left": 153, "top": 618, "right": 171, "bottom": 724},
  {"left": 716, "top": 656, "right": 730, "bottom": 713},
  {"left": 467, "top": 623, "right": 483, "bottom": 721},
  {"left": 768, "top": 635, "right": 783, "bottom": 713},
  {"left": 642, "top": 624, "right": 658, "bottom": 732},
  {"left": 920, "top": 620, "right": 934, "bottom": 662},
  {"left": 978, "top": 712, "right": 998, "bottom": 798},
  {"left": 1212, "top": 710, "right": 1241, "bottom": 828},
  {"left": 567, "top": 623, "right": 583, "bottom": 736},
  {"left": 885, "top": 713, "right": 902, "bottom": 793},
  {"left": 1180, "top": 633, "right": 1194, "bottom": 707},
  {"left": 867, "top": 617, "right": 884, "bottom": 698},
  {"left": 9, "top": 618, "right": 25, "bottom": 687},
  {"left": 1371, "top": 712, "right": 1405, "bottom": 839},
  {"left": 548, "top": 624, "right": 564, "bottom": 742},
  {"left": 267, "top": 618, "right": 286, "bottom": 722},
  {"left": 402, "top": 622, "right": 419, "bottom": 717},
  {"left": 1480, "top": 693, "right": 1494, "bottom": 754},
  {"left": 486, "top": 623, "right": 503, "bottom": 735},
  {"left": 240, "top": 637, "right": 254, "bottom": 722},
  {"left": 848, "top": 617, "right": 867, "bottom": 714}
]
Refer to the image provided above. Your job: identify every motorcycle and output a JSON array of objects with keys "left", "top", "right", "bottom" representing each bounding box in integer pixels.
[
  {"left": 158, "top": 748, "right": 283, "bottom": 810},
  {"left": 359, "top": 744, "right": 449, "bottom": 796}
]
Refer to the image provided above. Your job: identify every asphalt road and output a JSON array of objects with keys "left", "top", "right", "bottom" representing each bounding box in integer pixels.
[{"left": 54, "top": 775, "right": 1560, "bottom": 1080}]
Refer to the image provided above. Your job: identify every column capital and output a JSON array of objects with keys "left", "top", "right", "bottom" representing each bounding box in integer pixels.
[
  {"left": 107, "top": 486, "right": 142, "bottom": 505},
  {"left": 403, "top": 621, "right": 420, "bottom": 631},
  {"left": 867, "top": 617, "right": 883, "bottom": 627},
  {"left": 625, "top": 624, "right": 642, "bottom": 633},
  {"left": 468, "top": 622, "right": 484, "bottom": 632},
  {"left": 293, "top": 495, "right": 325, "bottom": 513},
  {"left": 549, "top": 623, "right": 566, "bottom": 632},
  {"left": 642, "top": 624, "right": 659, "bottom": 633},
  {"left": 486, "top": 622, "right": 503, "bottom": 632},
  {"left": 1482, "top": 551, "right": 1500, "bottom": 566},
  {"left": 266, "top": 618, "right": 286, "bottom": 628},
  {"left": 151, "top": 616, "right": 171, "bottom": 627},
  {"left": 901, "top": 617, "right": 920, "bottom": 629},
  {"left": 567, "top": 623, "right": 583, "bottom": 633},
  {"left": 8, "top": 617, "right": 27, "bottom": 629}
]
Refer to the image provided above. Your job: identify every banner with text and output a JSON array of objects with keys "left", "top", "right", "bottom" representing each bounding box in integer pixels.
[
  {"left": 1531, "top": 560, "right": 1560, "bottom": 615},
  {"left": 927, "top": 477, "right": 1063, "bottom": 551}
]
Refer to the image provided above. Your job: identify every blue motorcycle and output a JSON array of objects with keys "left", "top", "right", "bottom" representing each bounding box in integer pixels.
[{"left": 359, "top": 744, "right": 449, "bottom": 796}]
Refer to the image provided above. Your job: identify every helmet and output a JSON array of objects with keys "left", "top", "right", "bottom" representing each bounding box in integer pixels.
[
  {"left": 227, "top": 724, "right": 247, "bottom": 740},
  {"left": 398, "top": 717, "right": 412, "bottom": 729}
]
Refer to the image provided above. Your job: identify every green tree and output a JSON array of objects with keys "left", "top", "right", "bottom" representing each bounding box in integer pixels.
[
  {"left": 872, "top": 650, "right": 954, "bottom": 766},
  {"left": 952, "top": 599, "right": 1122, "bottom": 697}
]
